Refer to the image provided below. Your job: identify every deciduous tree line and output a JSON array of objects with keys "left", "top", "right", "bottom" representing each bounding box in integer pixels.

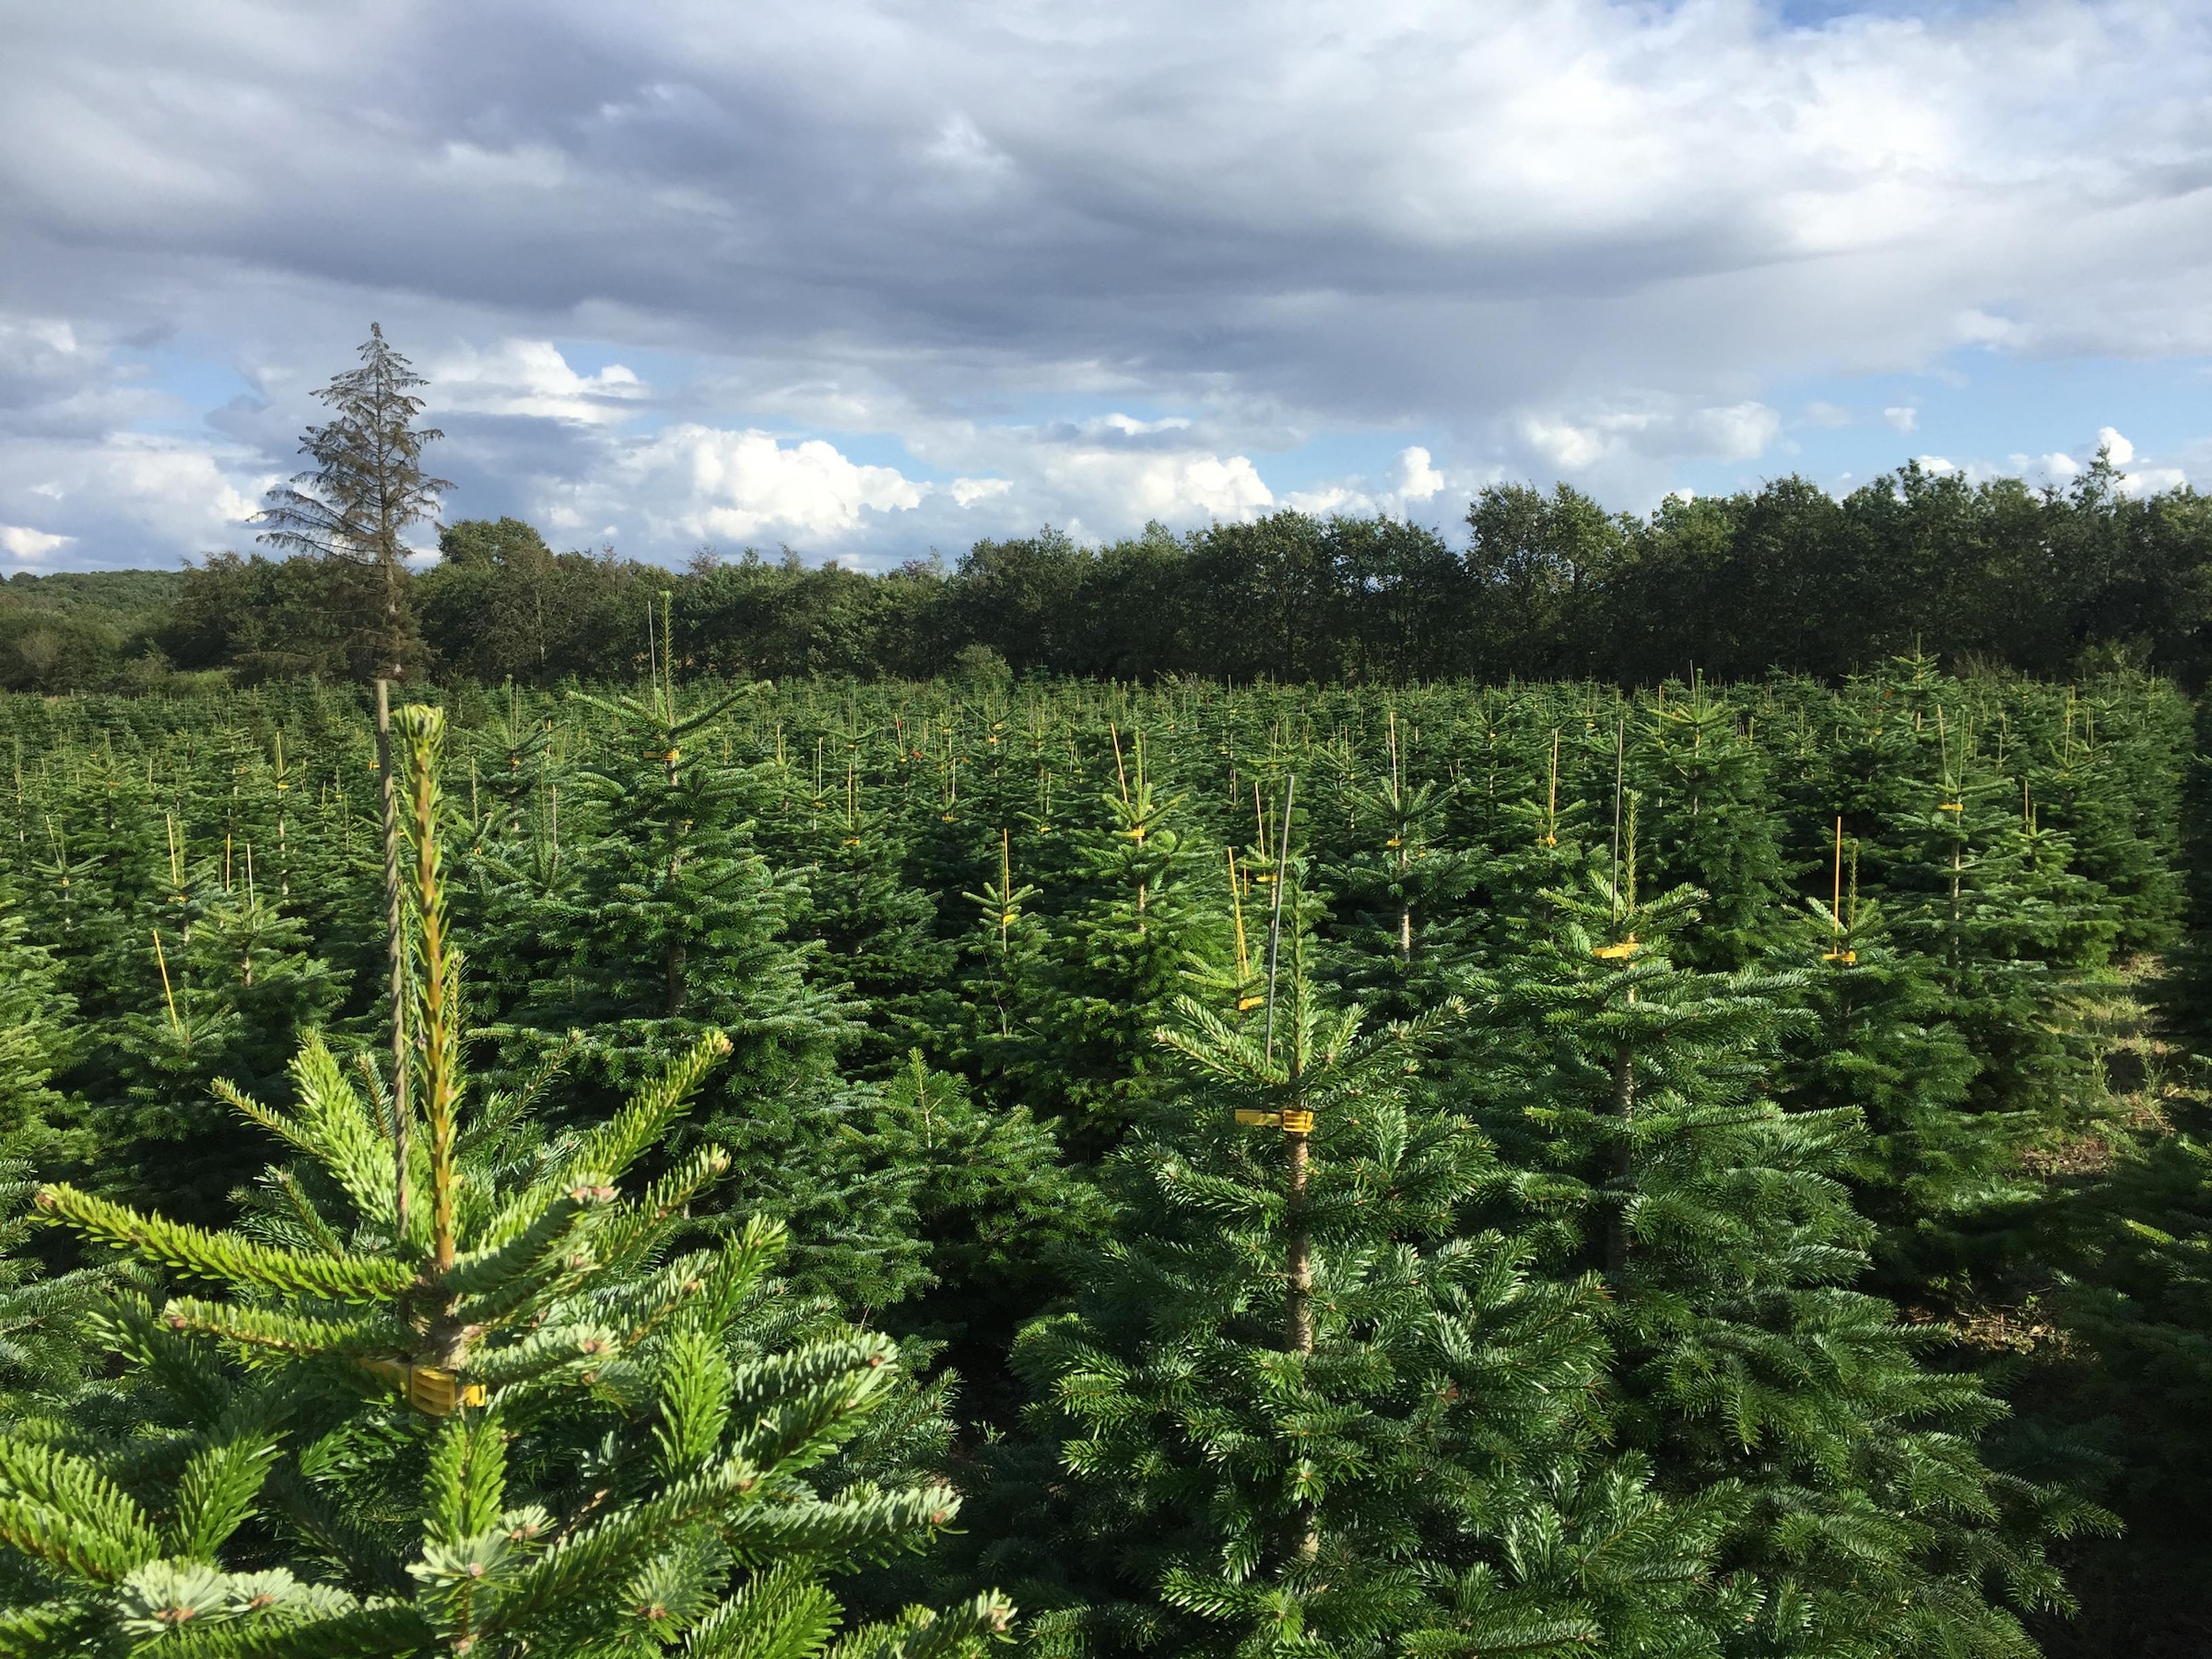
[{"left": 7, "top": 459, "right": 2212, "bottom": 693}]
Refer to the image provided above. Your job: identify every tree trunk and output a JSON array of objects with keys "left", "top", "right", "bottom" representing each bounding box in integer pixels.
[
  {"left": 377, "top": 680, "right": 411, "bottom": 1247},
  {"left": 1606, "top": 1019, "right": 1635, "bottom": 1277}
]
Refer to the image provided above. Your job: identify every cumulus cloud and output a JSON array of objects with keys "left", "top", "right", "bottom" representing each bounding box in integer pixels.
[
  {"left": 2097, "top": 426, "right": 2136, "bottom": 466},
  {"left": 0, "top": 524, "right": 70, "bottom": 559},
  {"left": 429, "top": 340, "right": 645, "bottom": 425},
  {"left": 1883, "top": 406, "right": 1917, "bottom": 432},
  {"left": 1515, "top": 398, "right": 1782, "bottom": 492},
  {"left": 1286, "top": 446, "right": 1465, "bottom": 521},
  {"left": 607, "top": 426, "right": 932, "bottom": 543}
]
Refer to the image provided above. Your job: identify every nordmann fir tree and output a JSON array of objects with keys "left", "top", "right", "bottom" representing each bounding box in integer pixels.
[
  {"left": 88, "top": 841, "right": 346, "bottom": 1224},
  {"left": 1310, "top": 712, "right": 1485, "bottom": 1024},
  {"left": 1767, "top": 825, "right": 1982, "bottom": 1296},
  {"left": 1, "top": 702, "right": 1014, "bottom": 1657},
  {"left": 474, "top": 628, "right": 925, "bottom": 1313},
  {"left": 990, "top": 852, "right": 1730, "bottom": 1659},
  {"left": 1465, "top": 805, "right": 2093, "bottom": 1658},
  {"left": 753, "top": 738, "right": 959, "bottom": 1079},
  {"left": 0, "top": 895, "right": 74, "bottom": 1159},
  {"left": 1003, "top": 742, "right": 1229, "bottom": 1159},
  {"left": 856, "top": 1053, "right": 1104, "bottom": 1421},
  {"left": 255, "top": 324, "right": 452, "bottom": 683}
]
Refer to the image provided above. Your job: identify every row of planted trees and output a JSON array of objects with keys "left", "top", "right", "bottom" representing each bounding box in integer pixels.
[{"left": 0, "top": 658, "right": 2202, "bottom": 1653}]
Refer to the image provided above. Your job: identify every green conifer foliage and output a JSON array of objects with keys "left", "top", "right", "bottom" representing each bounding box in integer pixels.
[
  {"left": 957, "top": 831, "right": 1050, "bottom": 1082},
  {"left": 76, "top": 830, "right": 346, "bottom": 1224},
  {"left": 1627, "top": 681, "right": 1787, "bottom": 971},
  {"left": 2033, "top": 1105, "right": 2212, "bottom": 1654},
  {"left": 0, "top": 902, "right": 73, "bottom": 1159},
  {"left": 1468, "top": 828, "right": 2088, "bottom": 1657},
  {"left": 1001, "top": 760, "right": 1228, "bottom": 1155},
  {"left": 996, "top": 896, "right": 1729, "bottom": 1659},
  {"left": 0, "top": 703, "right": 1011, "bottom": 1658},
  {"left": 757, "top": 746, "right": 959, "bottom": 1078},
  {"left": 860, "top": 1054, "right": 1105, "bottom": 1418},
  {"left": 480, "top": 677, "right": 924, "bottom": 1312},
  {"left": 1768, "top": 840, "right": 1983, "bottom": 1292},
  {"left": 1312, "top": 713, "right": 1482, "bottom": 1022}
]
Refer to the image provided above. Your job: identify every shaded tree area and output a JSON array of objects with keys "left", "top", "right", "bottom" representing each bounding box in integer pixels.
[
  {"left": 21, "top": 449, "right": 2212, "bottom": 691},
  {"left": 0, "top": 571, "right": 186, "bottom": 692}
]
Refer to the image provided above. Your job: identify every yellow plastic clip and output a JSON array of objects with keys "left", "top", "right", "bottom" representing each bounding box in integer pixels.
[
  {"left": 1234, "top": 1109, "right": 1282, "bottom": 1128},
  {"left": 1278, "top": 1109, "right": 1315, "bottom": 1135},
  {"left": 1822, "top": 949, "right": 1857, "bottom": 965},
  {"left": 1236, "top": 994, "right": 1265, "bottom": 1012},
  {"left": 1940, "top": 801, "right": 1963, "bottom": 813},
  {"left": 359, "top": 1358, "right": 487, "bottom": 1418},
  {"left": 1592, "top": 935, "right": 1640, "bottom": 960}
]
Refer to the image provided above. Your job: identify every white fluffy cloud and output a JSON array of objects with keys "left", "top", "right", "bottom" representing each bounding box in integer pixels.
[
  {"left": 563, "top": 418, "right": 1281, "bottom": 555},
  {"left": 609, "top": 426, "right": 930, "bottom": 543},
  {"left": 1518, "top": 399, "right": 1782, "bottom": 480},
  {"left": 0, "top": 524, "right": 70, "bottom": 559},
  {"left": 1286, "top": 446, "right": 1465, "bottom": 520},
  {"left": 547, "top": 424, "right": 1038, "bottom": 550},
  {"left": 429, "top": 340, "right": 645, "bottom": 425}
]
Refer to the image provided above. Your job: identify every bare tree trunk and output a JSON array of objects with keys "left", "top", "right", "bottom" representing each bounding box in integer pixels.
[
  {"left": 1606, "top": 1018, "right": 1635, "bottom": 1277},
  {"left": 378, "top": 680, "right": 410, "bottom": 1246}
]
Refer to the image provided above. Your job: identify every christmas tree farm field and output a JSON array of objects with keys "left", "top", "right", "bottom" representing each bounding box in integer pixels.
[{"left": 0, "top": 660, "right": 2206, "bottom": 1657}]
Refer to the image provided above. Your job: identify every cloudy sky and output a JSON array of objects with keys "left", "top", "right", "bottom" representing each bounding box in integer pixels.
[{"left": 2, "top": 0, "right": 2209, "bottom": 571}]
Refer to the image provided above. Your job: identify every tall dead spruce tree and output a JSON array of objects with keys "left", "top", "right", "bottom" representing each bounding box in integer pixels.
[{"left": 257, "top": 323, "right": 452, "bottom": 682}]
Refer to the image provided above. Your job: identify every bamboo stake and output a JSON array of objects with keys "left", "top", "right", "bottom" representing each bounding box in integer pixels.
[{"left": 152, "top": 929, "right": 182, "bottom": 1042}]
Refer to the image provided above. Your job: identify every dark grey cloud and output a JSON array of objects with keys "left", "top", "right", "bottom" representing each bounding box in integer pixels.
[{"left": 1, "top": 0, "right": 2209, "bottom": 567}]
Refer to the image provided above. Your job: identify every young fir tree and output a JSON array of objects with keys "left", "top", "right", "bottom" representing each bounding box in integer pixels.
[
  {"left": 1312, "top": 714, "right": 1482, "bottom": 1023},
  {"left": 481, "top": 664, "right": 925, "bottom": 1312},
  {"left": 857, "top": 1053, "right": 1107, "bottom": 1422},
  {"left": 1466, "top": 816, "right": 2088, "bottom": 1658},
  {"left": 0, "top": 897, "right": 74, "bottom": 1160},
  {"left": 74, "top": 828, "right": 347, "bottom": 1224},
  {"left": 983, "top": 883, "right": 1731, "bottom": 1659},
  {"left": 1768, "top": 829, "right": 1983, "bottom": 1296},
  {"left": 1001, "top": 757, "right": 1229, "bottom": 1158},
  {"left": 1625, "top": 682, "right": 1786, "bottom": 971},
  {"left": 956, "top": 832, "right": 1051, "bottom": 1086},
  {"left": 755, "top": 745, "right": 960, "bottom": 1079},
  {"left": 0, "top": 703, "right": 1011, "bottom": 1658},
  {"left": 1867, "top": 773, "right": 2116, "bottom": 1303},
  {"left": 2034, "top": 1095, "right": 2212, "bottom": 1653}
]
